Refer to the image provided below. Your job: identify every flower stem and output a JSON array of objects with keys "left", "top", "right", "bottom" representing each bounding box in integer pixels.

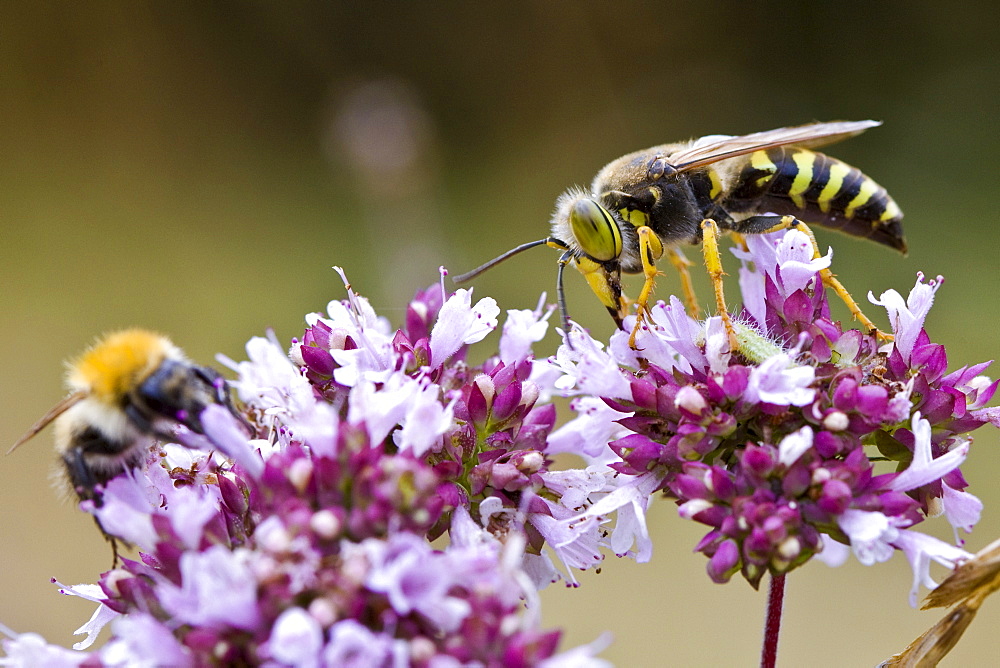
[{"left": 761, "top": 573, "right": 786, "bottom": 668}]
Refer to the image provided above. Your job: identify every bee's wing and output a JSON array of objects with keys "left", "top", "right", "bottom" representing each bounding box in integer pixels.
[
  {"left": 7, "top": 391, "right": 86, "bottom": 454},
  {"left": 668, "top": 120, "right": 882, "bottom": 173}
]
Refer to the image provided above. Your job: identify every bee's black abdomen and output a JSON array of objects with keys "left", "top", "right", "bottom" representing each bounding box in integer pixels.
[{"left": 725, "top": 147, "right": 906, "bottom": 253}]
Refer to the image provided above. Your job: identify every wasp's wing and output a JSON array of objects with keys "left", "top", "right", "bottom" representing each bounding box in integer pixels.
[
  {"left": 668, "top": 120, "right": 882, "bottom": 173},
  {"left": 7, "top": 391, "right": 86, "bottom": 454}
]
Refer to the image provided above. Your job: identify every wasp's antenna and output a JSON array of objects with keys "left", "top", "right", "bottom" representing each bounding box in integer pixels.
[
  {"left": 7, "top": 391, "right": 87, "bottom": 455},
  {"left": 452, "top": 238, "right": 556, "bottom": 283}
]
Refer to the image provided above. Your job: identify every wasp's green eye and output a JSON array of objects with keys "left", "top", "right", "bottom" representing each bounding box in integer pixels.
[{"left": 569, "top": 198, "right": 622, "bottom": 262}]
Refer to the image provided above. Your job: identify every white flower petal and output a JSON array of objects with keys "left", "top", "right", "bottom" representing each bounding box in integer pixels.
[
  {"left": 429, "top": 289, "right": 499, "bottom": 367},
  {"left": 889, "top": 414, "right": 969, "bottom": 492},
  {"left": 499, "top": 297, "right": 553, "bottom": 364},
  {"left": 778, "top": 426, "right": 814, "bottom": 467},
  {"left": 869, "top": 273, "right": 942, "bottom": 362}
]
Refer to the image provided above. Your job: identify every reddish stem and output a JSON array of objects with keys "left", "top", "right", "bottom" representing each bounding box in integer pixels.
[{"left": 760, "top": 573, "right": 786, "bottom": 668}]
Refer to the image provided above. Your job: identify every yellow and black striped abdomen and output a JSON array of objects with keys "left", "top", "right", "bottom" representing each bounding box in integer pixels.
[{"left": 724, "top": 147, "right": 906, "bottom": 253}]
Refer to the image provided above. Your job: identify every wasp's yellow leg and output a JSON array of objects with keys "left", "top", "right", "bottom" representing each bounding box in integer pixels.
[
  {"left": 665, "top": 247, "right": 700, "bottom": 318},
  {"left": 736, "top": 215, "right": 892, "bottom": 341},
  {"left": 701, "top": 219, "right": 738, "bottom": 350},
  {"left": 788, "top": 222, "right": 892, "bottom": 341},
  {"left": 628, "top": 226, "right": 664, "bottom": 348}
]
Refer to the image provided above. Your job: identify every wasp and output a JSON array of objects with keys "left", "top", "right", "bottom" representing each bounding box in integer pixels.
[{"left": 455, "top": 120, "right": 905, "bottom": 347}]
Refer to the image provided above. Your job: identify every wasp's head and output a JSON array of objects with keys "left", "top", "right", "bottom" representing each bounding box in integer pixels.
[
  {"left": 452, "top": 188, "right": 634, "bottom": 334},
  {"left": 550, "top": 189, "right": 630, "bottom": 326},
  {"left": 550, "top": 188, "right": 625, "bottom": 264}
]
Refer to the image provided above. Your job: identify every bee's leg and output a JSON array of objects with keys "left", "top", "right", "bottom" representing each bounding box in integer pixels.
[
  {"left": 628, "top": 225, "right": 664, "bottom": 348},
  {"left": 94, "top": 516, "right": 131, "bottom": 568},
  {"left": 701, "top": 219, "right": 737, "bottom": 350},
  {"left": 63, "top": 445, "right": 98, "bottom": 498},
  {"left": 730, "top": 215, "right": 891, "bottom": 340},
  {"left": 62, "top": 446, "right": 122, "bottom": 566},
  {"left": 665, "top": 246, "right": 700, "bottom": 318},
  {"left": 102, "top": 527, "right": 121, "bottom": 568}
]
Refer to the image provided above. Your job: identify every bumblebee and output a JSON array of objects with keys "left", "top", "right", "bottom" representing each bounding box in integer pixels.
[
  {"left": 455, "top": 120, "right": 904, "bottom": 346},
  {"left": 9, "top": 329, "right": 243, "bottom": 506}
]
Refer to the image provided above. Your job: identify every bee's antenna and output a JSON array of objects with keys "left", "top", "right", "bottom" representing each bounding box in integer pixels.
[
  {"left": 7, "top": 391, "right": 87, "bottom": 455},
  {"left": 452, "top": 238, "right": 555, "bottom": 283}
]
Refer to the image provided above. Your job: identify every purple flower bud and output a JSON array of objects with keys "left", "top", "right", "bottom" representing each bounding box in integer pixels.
[
  {"left": 300, "top": 344, "right": 337, "bottom": 377},
  {"left": 630, "top": 377, "right": 658, "bottom": 409},
  {"left": 878, "top": 491, "right": 920, "bottom": 517},
  {"left": 467, "top": 376, "right": 492, "bottom": 426},
  {"left": 781, "top": 463, "right": 811, "bottom": 497},
  {"left": 911, "top": 343, "right": 948, "bottom": 381},
  {"left": 722, "top": 366, "right": 750, "bottom": 399},
  {"left": 655, "top": 383, "right": 681, "bottom": 417},
  {"left": 742, "top": 445, "right": 775, "bottom": 478},
  {"left": 817, "top": 479, "right": 852, "bottom": 515},
  {"left": 303, "top": 319, "right": 335, "bottom": 348},
  {"left": 920, "top": 389, "right": 957, "bottom": 424},
  {"left": 491, "top": 379, "right": 523, "bottom": 424},
  {"left": 855, "top": 385, "right": 889, "bottom": 417},
  {"left": 707, "top": 539, "right": 740, "bottom": 583},
  {"left": 782, "top": 289, "right": 814, "bottom": 323},
  {"left": 673, "top": 471, "right": 710, "bottom": 500},
  {"left": 744, "top": 527, "right": 772, "bottom": 564},
  {"left": 675, "top": 386, "right": 708, "bottom": 416},
  {"left": 761, "top": 515, "right": 788, "bottom": 542},
  {"left": 833, "top": 377, "right": 858, "bottom": 411},
  {"left": 708, "top": 467, "right": 736, "bottom": 502}
]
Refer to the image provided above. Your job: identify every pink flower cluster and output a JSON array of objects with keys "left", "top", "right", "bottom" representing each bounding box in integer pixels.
[
  {"left": 4, "top": 229, "right": 997, "bottom": 665},
  {"left": 1, "top": 271, "right": 614, "bottom": 666},
  {"left": 548, "top": 230, "right": 996, "bottom": 601}
]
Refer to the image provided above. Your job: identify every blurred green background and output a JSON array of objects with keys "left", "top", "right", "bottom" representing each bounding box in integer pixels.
[{"left": 2, "top": 3, "right": 998, "bottom": 665}]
